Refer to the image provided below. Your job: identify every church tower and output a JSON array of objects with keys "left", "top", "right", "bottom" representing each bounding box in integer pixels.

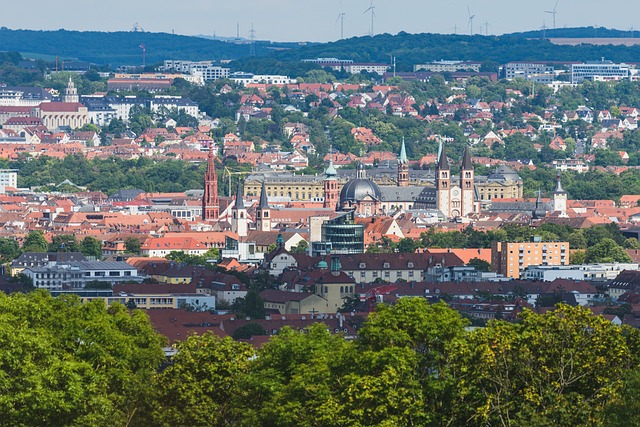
[
  {"left": 62, "top": 77, "right": 79, "bottom": 103},
  {"left": 460, "top": 145, "right": 475, "bottom": 216},
  {"left": 398, "top": 137, "right": 409, "bottom": 187},
  {"left": 552, "top": 174, "right": 567, "bottom": 215},
  {"left": 202, "top": 144, "right": 219, "bottom": 221},
  {"left": 256, "top": 181, "right": 271, "bottom": 232},
  {"left": 436, "top": 143, "right": 451, "bottom": 217},
  {"left": 232, "top": 180, "right": 248, "bottom": 237},
  {"left": 323, "top": 154, "right": 339, "bottom": 210}
]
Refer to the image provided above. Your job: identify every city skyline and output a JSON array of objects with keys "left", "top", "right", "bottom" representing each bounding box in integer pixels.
[{"left": 3, "top": 0, "right": 640, "bottom": 42}]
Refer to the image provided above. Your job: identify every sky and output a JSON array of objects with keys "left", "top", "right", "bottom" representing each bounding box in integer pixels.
[{"left": 3, "top": 0, "right": 640, "bottom": 42}]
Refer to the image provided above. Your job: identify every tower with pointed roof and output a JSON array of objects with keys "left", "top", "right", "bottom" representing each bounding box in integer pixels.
[
  {"left": 256, "top": 181, "right": 271, "bottom": 231},
  {"left": 398, "top": 137, "right": 409, "bottom": 187},
  {"left": 436, "top": 143, "right": 451, "bottom": 216},
  {"left": 552, "top": 174, "right": 567, "bottom": 215},
  {"left": 62, "top": 77, "right": 79, "bottom": 103},
  {"left": 202, "top": 144, "right": 219, "bottom": 221},
  {"left": 323, "top": 153, "right": 339, "bottom": 210},
  {"left": 232, "top": 180, "right": 247, "bottom": 237},
  {"left": 460, "top": 145, "right": 475, "bottom": 216}
]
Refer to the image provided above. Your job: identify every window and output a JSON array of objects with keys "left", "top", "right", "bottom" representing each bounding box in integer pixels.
[{"left": 109, "top": 271, "right": 120, "bottom": 277}]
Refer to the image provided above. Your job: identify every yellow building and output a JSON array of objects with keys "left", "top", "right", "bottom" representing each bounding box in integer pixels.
[
  {"left": 492, "top": 238, "right": 569, "bottom": 279},
  {"left": 475, "top": 165, "right": 524, "bottom": 201}
]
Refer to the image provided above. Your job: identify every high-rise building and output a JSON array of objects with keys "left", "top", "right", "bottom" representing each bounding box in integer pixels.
[
  {"left": 492, "top": 237, "right": 569, "bottom": 279},
  {"left": 202, "top": 145, "right": 219, "bottom": 221}
]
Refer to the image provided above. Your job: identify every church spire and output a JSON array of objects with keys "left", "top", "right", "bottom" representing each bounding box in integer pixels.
[
  {"left": 235, "top": 179, "right": 245, "bottom": 209},
  {"left": 202, "top": 144, "right": 219, "bottom": 220},
  {"left": 399, "top": 137, "right": 408, "bottom": 164},
  {"left": 256, "top": 181, "right": 271, "bottom": 231},
  {"left": 553, "top": 174, "right": 567, "bottom": 194},
  {"left": 258, "top": 181, "right": 270, "bottom": 209},
  {"left": 437, "top": 143, "right": 449, "bottom": 170},
  {"left": 397, "top": 137, "right": 409, "bottom": 187},
  {"left": 462, "top": 145, "right": 473, "bottom": 170}
]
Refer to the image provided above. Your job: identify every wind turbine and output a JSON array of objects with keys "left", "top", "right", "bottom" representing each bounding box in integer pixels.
[
  {"left": 364, "top": 0, "right": 376, "bottom": 37},
  {"left": 545, "top": 1, "right": 558, "bottom": 29},
  {"left": 467, "top": 6, "right": 476, "bottom": 35},
  {"left": 336, "top": 12, "right": 346, "bottom": 39}
]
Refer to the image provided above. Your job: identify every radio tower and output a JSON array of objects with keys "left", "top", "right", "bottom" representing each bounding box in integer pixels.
[{"left": 249, "top": 24, "right": 256, "bottom": 56}]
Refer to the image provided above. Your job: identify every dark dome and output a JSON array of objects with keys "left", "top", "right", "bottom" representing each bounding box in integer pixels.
[{"left": 339, "top": 178, "right": 382, "bottom": 206}]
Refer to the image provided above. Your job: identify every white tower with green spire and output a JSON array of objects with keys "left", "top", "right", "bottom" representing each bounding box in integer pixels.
[{"left": 398, "top": 137, "right": 409, "bottom": 187}]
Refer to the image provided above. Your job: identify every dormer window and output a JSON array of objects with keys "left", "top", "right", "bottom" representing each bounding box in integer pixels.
[
  {"left": 383, "top": 262, "right": 390, "bottom": 269},
  {"left": 359, "top": 262, "right": 366, "bottom": 269},
  {"left": 407, "top": 262, "right": 414, "bottom": 268}
]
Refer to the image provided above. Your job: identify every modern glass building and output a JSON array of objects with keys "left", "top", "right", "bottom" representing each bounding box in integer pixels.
[{"left": 311, "top": 211, "right": 364, "bottom": 256}]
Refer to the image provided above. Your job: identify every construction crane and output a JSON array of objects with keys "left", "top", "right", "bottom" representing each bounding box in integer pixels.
[
  {"left": 222, "top": 166, "right": 253, "bottom": 196},
  {"left": 361, "top": 284, "right": 398, "bottom": 311}
]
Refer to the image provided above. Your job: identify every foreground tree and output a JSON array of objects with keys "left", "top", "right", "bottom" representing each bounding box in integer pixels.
[
  {"left": 0, "top": 291, "right": 165, "bottom": 426},
  {"left": 462, "top": 304, "right": 640, "bottom": 426},
  {"left": 153, "top": 334, "right": 255, "bottom": 427}
]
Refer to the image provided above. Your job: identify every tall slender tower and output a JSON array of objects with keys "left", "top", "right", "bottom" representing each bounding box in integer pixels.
[
  {"left": 202, "top": 144, "right": 219, "bottom": 221},
  {"left": 552, "top": 174, "right": 567, "bottom": 215},
  {"left": 63, "top": 77, "right": 79, "bottom": 103},
  {"left": 256, "top": 181, "right": 271, "bottom": 232},
  {"left": 436, "top": 143, "right": 451, "bottom": 217},
  {"left": 232, "top": 180, "right": 248, "bottom": 237},
  {"left": 323, "top": 154, "right": 339, "bottom": 210},
  {"left": 460, "top": 145, "right": 475, "bottom": 216},
  {"left": 398, "top": 137, "right": 409, "bottom": 187}
]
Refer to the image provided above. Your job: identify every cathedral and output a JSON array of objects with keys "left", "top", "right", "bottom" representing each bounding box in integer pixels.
[
  {"left": 324, "top": 141, "right": 478, "bottom": 219},
  {"left": 413, "top": 144, "right": 478, "bottom": 218}
]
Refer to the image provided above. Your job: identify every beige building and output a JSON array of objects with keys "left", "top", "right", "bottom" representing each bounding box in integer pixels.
[
  {"left": 37, "top": 102, "right": 90, "bottom": 130},
  {"left": 492, "top": 238, "right": 569, "bottom": 279},
  {"left": 475, "top": 165, "right": 524, "bottom": 201}
]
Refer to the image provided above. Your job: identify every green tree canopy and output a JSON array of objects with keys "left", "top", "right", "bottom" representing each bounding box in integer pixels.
[
  {"left": 0, "top": 291, "right": 165, "bottom": 426},
  {"left": 21, "top": 230, "right": 49, "bottom": 253}
]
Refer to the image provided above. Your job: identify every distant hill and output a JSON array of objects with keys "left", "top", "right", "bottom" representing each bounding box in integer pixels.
[
  {"left": 0, "top": 28, "right": 302, "bottom": 66},
  {"left": 2, "top": 27, "right": 640, "bottom": 72},
  {"left": 508, "top": 26, "right": 638, "bottom": 39},
  {"left": 252, "top": 30, "right": 640, "bottom": 73}
]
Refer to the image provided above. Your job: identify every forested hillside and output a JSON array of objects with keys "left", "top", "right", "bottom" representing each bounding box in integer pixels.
[
  {"left": 2, "top": 27, "right": 640, "bottom": 69},
  {"left": 0, "top": 28, "right": 301, "bottom": 65}
]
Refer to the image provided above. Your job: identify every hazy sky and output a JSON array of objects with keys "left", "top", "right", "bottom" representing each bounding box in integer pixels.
[{"left": 3, "top": 0, "right": 640, "bottom": 42}]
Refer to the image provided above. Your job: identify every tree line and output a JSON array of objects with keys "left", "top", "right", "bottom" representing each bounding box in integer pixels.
[{"left": 1, "top": 292, "right": 639, "bottom": 426}]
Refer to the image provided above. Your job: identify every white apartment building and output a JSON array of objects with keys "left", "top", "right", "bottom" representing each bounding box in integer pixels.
[
  {"left": 504, "top": 62, "right": 555, "bottom": 84},
  {"left": 0, "top": 169, "right": 18, "bottom": 191},
  {"left": 23, "top": 261, "right": 140, "bottom": 290},
  {"left": 229, "top": 72, "right": 294, "bottom": 86},
  {"left": 523, "top": 263, "right": 638, "bottom": 282},
  {"left": 571, "top": 61, "right": 630, "bottom": 84},
  {"left": 552, "top": 159, "right": 589, "bottom": 173},
  {"left": 344, "top": 63, "right": 389, "bottom": 76},
  {"left": 161, "top": 60, "right": 230, "bottom": 82},
  {"left": 414, "top": 60, "right": 482, "bottom": 73}
]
